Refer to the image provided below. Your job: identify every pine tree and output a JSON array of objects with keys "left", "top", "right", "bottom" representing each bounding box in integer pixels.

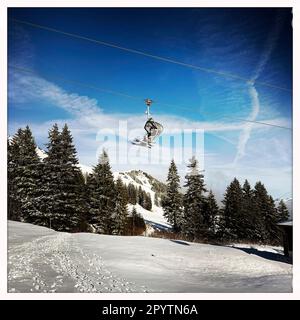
[
  {"left": 143, "top": 192, "right": 152, "bottom": 211},
  {"left": 39, "top": 124, "right": 82, "bottom": 231},
  {"left": 138, "top": 186, "right": 143, "bottom": 206},
  {"left": 59, "top": 124, "right": 83, "bottom": 230},
  {"left": 202, "top": 190, "right": 219, "bottom": 235},
  {"left": 277, "top": 200, "right": 289, "bottom": 223},
  {"left": 35, "top": 124, "right": 61, "bottom": 228},
  {"left": 221, "top": 178, "right": 243, "bottom": 241},
  {"left": 240, "top": 180, "right": 256, "bottom": 241},
  {"left": 8, "top": 127, "right": 41, "bottom": 223},
  {"left": 8, "top": 135, "right": 22, "bottom": 221},
  {"left": 131, "top": 207, "right": 138, "bottom": 236},
  {"left": 253, "top": 182, "right": 280, "bottom": 244},
  {"left": 162, "top": 159, "right": 183, "bottom": 232},
  {"left": 154, "top": 193, "right": 160, "bottom": 206},
  {"left": 113, "top": 178, "right": 129, "bottom": 235},
  {"left": 182, "top": 156, "right": 207, "bottom": 240},
  {"left": 88, "top": 150, "right": 116, "bottom": 234},
  {"left": 128, "top": 207, "right": 146, "bottom": 235},
  {"left": 77, "top": 170, "right": 90, "bottom": 232},
  {"left": 127, "top": 183, "right": 137, "bottom": 204}
]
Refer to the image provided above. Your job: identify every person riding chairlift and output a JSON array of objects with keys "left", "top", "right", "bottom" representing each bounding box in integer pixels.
[{"left": 144, "top": 117, "right": 158, "bottom": 142}]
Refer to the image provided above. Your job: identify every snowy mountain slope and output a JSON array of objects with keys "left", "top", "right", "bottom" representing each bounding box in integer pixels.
[
  {"left": 113, "top": 170, "right": 166, "bottom": 204},
  {"left": 113, "top": 170, "right": 170, "bottom": 231},
  {"left": 8, "top": 221, "right": 292, "bottom": 293},
  {"left": 128, "top": 204, "right": 170, "bottom": 234}
]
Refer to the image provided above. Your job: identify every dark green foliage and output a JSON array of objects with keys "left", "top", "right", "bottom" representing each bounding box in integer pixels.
[
  {"left": 8, "top": 137, "right": 21, "bottom": 221},
  {"left": 7, "top": 127, "right": 41, "bottom": 222},
  {"left": 216, "top": 178, "right": 284, "bottom": 244},
  {"left": 253, "top": 182, "right": 280, "bottom": 244},
  {"left": 127, "top": 183, "right": 138, "bottom": 205},
  {"left": 114, "top": 178, "right": 129, "bottom": 235},
  {"left": 219, "top": 178, "right": 244, "bottom": 241},
  {"left": 124, "top": 207, "right": 146, "bottom": 235},
  {"left": 240, "top": 180, "right": 263, "bottom": 242},
  {"left": 202, "top": 190, "right": 219, "bottom": 235},
  {"left": 88, "top": 150, "right": 116, "bottom": 234},
  {"left": 182, "top": 156, "right": 207, "bottom": 240},
  {"left": 36, "top": 124, "right": 83, "bottom": 231},
  {"left": 137, "top": 186, "right": 152, "bottom": 211},
  {"left": 162, "top": 159, "right": 183, "bottom": 232},
  {"left": 276, "top": 200, "right": 289, "bottom": 223}
]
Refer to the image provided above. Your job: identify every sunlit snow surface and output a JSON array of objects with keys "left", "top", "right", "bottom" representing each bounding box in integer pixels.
[{"left": 8, "top": 221, "right": 292, "bottom": 293}]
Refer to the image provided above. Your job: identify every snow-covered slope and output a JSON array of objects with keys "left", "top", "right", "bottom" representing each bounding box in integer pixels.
[
  {"left": 113, "top": 170, "right": 170, "bottom": 231},
  {"left": 128, "top": 204, "right": 170, "bottom": 234},
  {"left": 113, "top": 170, "right": 166, "bottom": 204},
  {"left": 8, "top": 221, "right": 292, "bottom": 293}
]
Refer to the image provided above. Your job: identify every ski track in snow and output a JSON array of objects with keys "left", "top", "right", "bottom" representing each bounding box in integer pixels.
[
  {"left": 8, "top": 232, "right": 148, "bottom": 293},
  {"left": 8, "top": 222, "right": 292, "bottom": 293}
]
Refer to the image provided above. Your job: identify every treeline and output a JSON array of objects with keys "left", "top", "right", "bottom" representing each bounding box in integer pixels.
[
  {"left": 127, "top": 184, "right": 152, "bottom": 211},
  {"left": 162, "top": 158, "right": 289, "bottom": 245},
  {"left": 8, "top": 124, "right": 148, "bottom": 235},
  {"left": 8, "top": 124, "right": 289, "bottom": 244}
]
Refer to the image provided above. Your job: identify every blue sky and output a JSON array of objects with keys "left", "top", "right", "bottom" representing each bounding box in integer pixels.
[{"left": 8, "top": 8, "right": 292, "bottom": 200}]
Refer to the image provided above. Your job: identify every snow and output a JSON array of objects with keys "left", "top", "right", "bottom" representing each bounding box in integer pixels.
[
  {"left": 78, "top": 163, "right": 93, "bottom": 175},
  {"left": 113, "top": 170, "right": 171, "bottom": 232},
  {"left": 128, "top": 204, "right": 171, "bottom": 233},
  {"left": 35, "top": 147, "right": 47, "bottom": 160},
  {"left": 229, "top": 243, "right": 284, "bottom": 255},
  {"left": 113, "top": 170, "right": 157, "bottom": 204},
  {"left": 8, "top": 221, "right": 292, "bottom": 293},
  {"left": 278, "top": 221, "right": 292, "bottom": 226}
]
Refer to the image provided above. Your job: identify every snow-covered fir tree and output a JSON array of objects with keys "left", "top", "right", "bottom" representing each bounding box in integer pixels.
[
  {"left": 182, "top": 156, "right": 207, "bottom": 240},
  {"left": 162, "top": 159, "right": 183, "bottom": 232},
  {"left": 8, "top": 127, "right": 41, "bottom": 223},
  {"left": 113, "top": 178, "right": 129, "bottom": 235},
  {"left": 34, "top": 124, "right": 61, "bottom": 228},
  {"left": 88, "top": 150, "right": 116, "bottom": 234},
  {"left": 8, "top": 136, "right": 21, "bottom": 221},
  {"left": 38, "top": 124, "right": 82, "bottom": 231},
  {"left": 59, "top": 124, "right": 84, "bottom": 230},
  {"left": 220, "top": 178, "right": 244, "bottom": 241},
  {"left": 276, "top": 200, "right": 289, "bottom": 223},
  {"left": 240, "top": 179, "right": 261, "bottom": 242},
  {"left": 202, "top": 190, "right": 219, "bottom": 235},
  {"left": 253, "top": 182, "right": 280, "bottom": 244}
]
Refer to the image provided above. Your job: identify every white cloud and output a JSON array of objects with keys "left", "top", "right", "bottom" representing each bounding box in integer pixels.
[
  {"left": 233, "top": 12, "right": 286, "bottom": 167},
  {"left": 233, "top": 85, "right": 260, "bottom": 165}
]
